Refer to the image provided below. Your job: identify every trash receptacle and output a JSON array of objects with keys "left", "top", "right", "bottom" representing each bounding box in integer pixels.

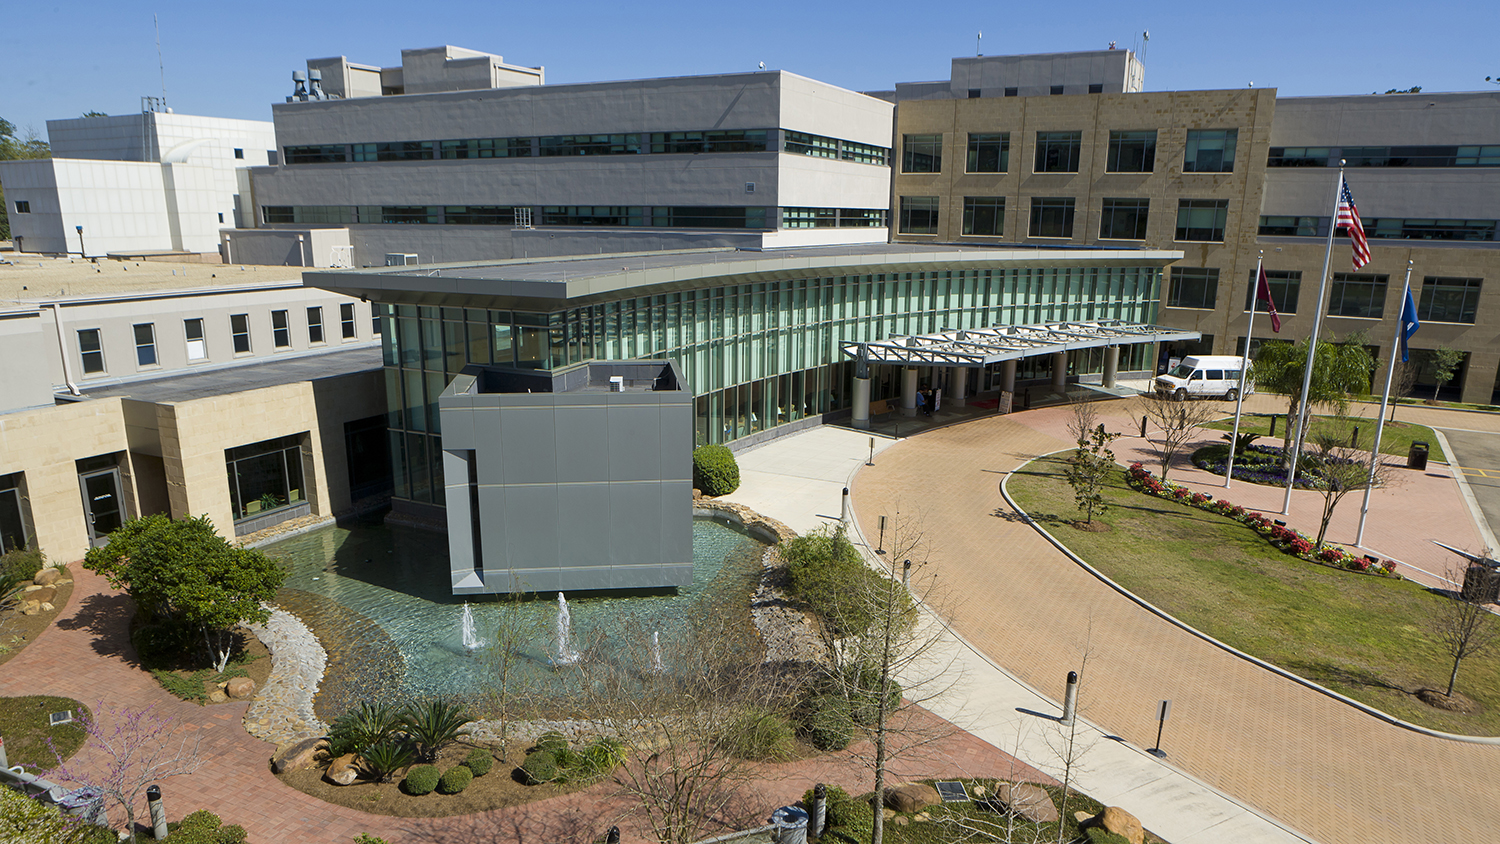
[
  {"left": 771, "top": 804, "right": 809, "bottom": 844},
  {"left": 1461, "top": 563, "right": 1500, "bottom": 604},
  {"left": 57, "top": 786, "right": 104, "bottom": 826},
  {"left": 1408, "top": 441, "right": 1429, "bottom": 470}
]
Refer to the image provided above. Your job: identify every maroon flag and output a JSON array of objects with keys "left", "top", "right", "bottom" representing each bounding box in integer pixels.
[
  {"left": 1255, "top": 264, "right": 1281, "bottom": 333},
  {"left": 1336, "top": 178, "right": 1371, "bottom": 269}
]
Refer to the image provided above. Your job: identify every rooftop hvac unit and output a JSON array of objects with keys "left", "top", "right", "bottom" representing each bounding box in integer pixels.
[{"left": 385, "top": 253, "right": 419, "bottom": 267}]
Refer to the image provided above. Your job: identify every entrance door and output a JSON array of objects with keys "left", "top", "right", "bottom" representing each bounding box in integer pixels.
[{"left": 79, "top": 469, "right": 124, "bottom": 546}]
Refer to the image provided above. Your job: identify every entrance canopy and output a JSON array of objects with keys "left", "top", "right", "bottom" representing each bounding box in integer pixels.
[{"left": 841, "top": 319, "right": 1200, "bottom": 368}]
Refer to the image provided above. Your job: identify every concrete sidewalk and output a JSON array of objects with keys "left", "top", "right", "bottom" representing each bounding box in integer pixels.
[{"left": 726, "top": 423, "right": 1318, "bottom": 844}]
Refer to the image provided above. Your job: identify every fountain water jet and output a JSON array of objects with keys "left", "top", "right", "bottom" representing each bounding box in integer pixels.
[
  {"left": 649, "top": 630, "right": 665, "bottom": 675},
  {"left": 460, "top": 602, "right": 482, "bottom": 651},
  {"left": 553, "top": 592, "right": 581, "bottom": 666}
]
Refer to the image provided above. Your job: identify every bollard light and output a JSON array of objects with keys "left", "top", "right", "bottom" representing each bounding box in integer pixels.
[{"left": 146, "top": 784, "right": 168, "bottom": 840}]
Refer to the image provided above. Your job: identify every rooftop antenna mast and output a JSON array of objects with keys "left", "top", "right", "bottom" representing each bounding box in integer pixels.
[
  {"left": 976, "top": 31, "right": 982, "bottom": 57},
  {"left": 154, "top": 14, "right": 167, "bottom": 108}
]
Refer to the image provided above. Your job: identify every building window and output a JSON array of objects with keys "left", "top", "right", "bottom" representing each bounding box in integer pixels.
[
  {"left": 650, "top": 207, "right": 767, "bottom": 229},
  {"left": 271, "top": 310, "right": 291, "bottom": 349},
  {"left": 440, "top": 137, "right": 532, "bottom": 159},
  {"left": 226, "top": 434, "right": 306, "bottom": 522},
  {"left": 968, "top": 88, "right": 981, "bottom": 99},
  {"left": 838, "top": 140, "right": 888, "bottom": 166},
  {"left": 184, "top": 318, "right": 206, "bottom": 361},
  {"left": 1029, "top": 197, "right": 1075, "bottom": 238},
  {"left": 233, "top": 148, "right": 244, "bottom": 159},
  {"left": 784, "top": 131, "right": 839, "bottom": 159},
  {"left": 0, "top": 472, "right": 31, "bottom": 554},
  {"left": 307, "top": 307, "right": 325, "bottom": 343},
  {"left": 1004, "top": 87, "right": 1018, "bottom": 97},
  {"left": 133, "top": 323, "right": 157, "bottom": 367},
  {"left": 283, "top": 144, "right": 347, "bottom": 164},
  {"left": 962, "top": 197, "right": 1005, "bottom": 236},
  {"left": 781, "top": 207, "right": 838, "bottom": 228},
  {"left": 539, "top": 134, "right": 642, "bottom": 156},
  {"left": 77, "top": 328, "right": 104, "bottom": 374},
  {"left": 1099, "top": 198, "right": 1150, "bottom": 240},
  {"left": 1088, "top": 83, "right": 1104, "bottom": 94},
  {"left": 1167, "top": 268, "right": 1219, "bottom": 309},
  {"left": 341, "top": 303, "right": 357, "bottom": 339},
  {"left": 648, "top": 129, "right": 769, "bottom": 154},
  {"left": 1176, "top": 199, "right": 1229, "bottom": 242},
  {"left": 1328, "top": 273, "right": 1388, "bottom": 318},
  {"left": 902, "top": 134, "right": 942, "bottom": 173},
  {"left": 231, "top": 313, "right": 251, "bottom": 354},
  {"left": 898, "top": 196, "right": 940, "bottom": 234},
  {"left": 1267, "top": 147, "right": 1332, "bottom": 167},
  {"left": 1246, "top": 270, "right": 1301, "bottom": 315},
  {"left": 1107, "top": 130, "right": 1156, "bottom": 172},
  {"left": 444, "top": 206, "right": 517, "bottom": 225},
  {"left": 966, "top": 133, "right": 1009, "bottom": 173},
  {"left": 1365, "top": 218, "right": 1498, "bottom": 242},
  {"left": 1034, "top": 132, "right": 1082, "bottom": 173},
  {"left": 1050, "top": 85, "right": 1065, "bottom": 95},
  {"left": 13, "top": 200, "right": 29, "bottom": 214},
  {"left": 372, "top": 304, "right": 382, "bottom": 336},
  {"left": 1259, "top": 215, "right": 1324, "bottom": 237},
  {"left": 1418, "top": 277, "right": 1482, "bottom": 324},
  {"left": 1184, "top": 129, "right": 1238, "bottom": 173}
]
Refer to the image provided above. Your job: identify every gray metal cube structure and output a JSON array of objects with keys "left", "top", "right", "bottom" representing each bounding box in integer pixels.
[{"left": 438, "top": 360, "right": 693, "bottom": 595}]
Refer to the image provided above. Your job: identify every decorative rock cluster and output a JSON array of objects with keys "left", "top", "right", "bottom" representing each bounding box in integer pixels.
[
  {"left": 16, "top": 566, "right": 70, "bottom": 615},
  {"left": 243, "top": 607, "right": 330, "bottom": 747}
]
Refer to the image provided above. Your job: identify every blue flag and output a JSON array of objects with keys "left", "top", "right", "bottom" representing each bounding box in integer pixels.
[{"left": 1399, "top": 285, "right": 1420, "bottom": 363}]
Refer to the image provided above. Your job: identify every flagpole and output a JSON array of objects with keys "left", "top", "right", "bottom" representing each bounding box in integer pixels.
[
  {"left": 1356, "top": 260, "right": 1412, "bottom": 546},
  {"left": 1224, "top": 251, "right": 1263, "bottom": 488},
  {"left": 1281, "top": 163, "right": 1346, "bottom": 515}
]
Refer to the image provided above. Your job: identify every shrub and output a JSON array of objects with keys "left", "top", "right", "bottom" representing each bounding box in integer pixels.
[
  {"left": 463, "top": 747, "right": 494, "bottom": 776},
  {"left": 535, "top": 730, "right": 569, "bottom": 756},
  {"left": 718, "top": 707, "right": 795, "bottom": 761},
  {"left": 801, "top": 694, "right": 854, "bottom": 751},
  {"left": 360, "top": 738, "right": 417, "bottom": 783},
  {"left": 402, "top": 699, "right": 473, "bottom": 762},
  {"left": 782, "top": 526, "right": 912, "bottom": 639},
  {"left": 216, "top": 824, "right": 248, "bottom": 844},
  {"left": 520, "top": 749, "right": 559, "bottom": 784},
  {"left": 802, "top": 785, "right": 871, "bottom": 837},
  {"left": 437, "top": 765, "right": 474, "bottom": 794},
  {"left": 328, "top": 700, "right": 405, "bottom": 759},
  {"left": 168, "top": 810, "right": 230, "bottom": 844},
  {"left": 402, "top": 764, "right": 440, "bottom": 795},
  {"left": 0, "top": 547, "right": 45, "bottom": 581},
  {"left": 354, "top": 836, "right": 390, "bottom": 844},
  {"left": 1085, "top": 828, "right": 1131, "bottom": 844},
  {"left": 692, "top": 444, "right": 740, "bottom": 496}
]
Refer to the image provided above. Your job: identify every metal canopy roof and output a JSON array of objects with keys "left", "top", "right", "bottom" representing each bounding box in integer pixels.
[{"left": 841, "top": 319, "right": 1200, "bottom": 368}]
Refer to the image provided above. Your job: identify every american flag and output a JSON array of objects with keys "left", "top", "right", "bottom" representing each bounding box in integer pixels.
[{"left": 1335, "top": 178, "right": 1371, "bottom": 269}]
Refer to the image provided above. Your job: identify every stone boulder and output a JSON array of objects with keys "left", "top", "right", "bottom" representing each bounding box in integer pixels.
[
  {"left": 24, "top": 586, "right": 56, "bottom": 604},
  {"left": 271, "top": 737, "right": 327, "bottom": 774},
  {"left": 324, "top": 753, "right": 361, "bottom": 786},
  {"left": 34, "top": 568, "right": 62, "bottom": 587},
  {"left": 226, "top": 677, "right": 256, "bottom": 700},
  {"left": 208, "top": 689, "right": 229, "bottom": 704},
  {"left": 997, "top": 783, "right": 1058, "bottom": 824},
  {"left": 884, "top": 783, "right": 940, "bottom": 813},
  {"left": 1084, "top": 806, "right": 1144, "bottom": 844}
]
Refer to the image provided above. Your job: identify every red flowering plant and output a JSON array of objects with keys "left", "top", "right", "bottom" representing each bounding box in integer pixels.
[
  {"left": 1318, "top": 546, "right": 1346, "bottom": 564},
  {"left": 1288, "top": 536, "right": 1314, "bottom": 556},
  {"left": 1349, "top": 556, "right": 1372, "bottom": 572}
]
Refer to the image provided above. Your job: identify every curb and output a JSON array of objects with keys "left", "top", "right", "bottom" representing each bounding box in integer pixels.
[{"left": 1004, "top": 450, "right": 1500, "bottom": 747}]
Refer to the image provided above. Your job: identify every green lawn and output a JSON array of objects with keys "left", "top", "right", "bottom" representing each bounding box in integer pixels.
[
  {"left": 1203, "top": 413, "right": 1445, "bottom": 463},
  {"left": 0, "top": 696, "right": 89, "bottom": 769},
  {"left": 1009, "top": 455, "right": 1500, "bottom": 736}
]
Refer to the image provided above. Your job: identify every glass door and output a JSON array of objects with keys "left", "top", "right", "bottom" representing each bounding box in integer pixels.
[{"left": 79, "top": 469, "right": 123, "bottom": 546}]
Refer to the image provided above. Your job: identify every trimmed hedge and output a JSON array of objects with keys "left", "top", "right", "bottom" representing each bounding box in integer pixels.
[
  {"left": 463, "top": 747, "right": 494, "bottom": 776},
  {"left": 520, "top": 749, "right": 558, "bottom": 784},
  {"left": 801, "top": 694, "right": 854, "bottom": 751},
  {"left": 437, "top": 765, "right": 473, "bottom": 794},
  {"left": 692, "top": 445, "right": 740, "bottom": 496},
  {"left": 402, "top": 764, "right": 440, "bottom": 795}
]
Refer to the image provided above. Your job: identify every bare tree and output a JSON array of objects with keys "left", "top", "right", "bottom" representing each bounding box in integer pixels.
[
  {"left": 1307, "top": 434, "right": 1393, "bottom": 547},
  {"left": 478, "top": 573, "right": 545, "bottom": 756},
  {"left": 1138, "top": 394, "right": 1222, "bottom": 480},
  {"left": 45, "top": 704, "right": 202, "bottom": 844},
  {"left": 1388, "top": 360, "right": 1419, "bottom": 422},
  {"left": 1065, "top": 394, "right": 1101, "bottom": 447},
  {"left": 1431, "top": 561, "right": 1500, "bottom": 698}
]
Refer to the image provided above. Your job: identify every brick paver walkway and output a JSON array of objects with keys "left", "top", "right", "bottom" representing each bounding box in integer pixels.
[
  {"left": 2, "top": 569, "right": 1046, "bottom": 843},
  {"left": 850, "top": 397, "right": 1500, "bottom": 844}
]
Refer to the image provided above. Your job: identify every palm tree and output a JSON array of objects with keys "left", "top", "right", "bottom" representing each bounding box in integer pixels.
[{"left": 1251, "top": 334, "right": 1375, "bottom": 466}]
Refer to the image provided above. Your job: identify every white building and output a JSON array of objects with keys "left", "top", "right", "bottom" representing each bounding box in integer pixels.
[{"left": 0, "top": 109, "right": 276, "bottom": 258}]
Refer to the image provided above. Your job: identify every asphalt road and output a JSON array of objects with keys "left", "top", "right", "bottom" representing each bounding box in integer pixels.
[{"left": 1436, "top": 427, "right": 1500, "bottom": 551}]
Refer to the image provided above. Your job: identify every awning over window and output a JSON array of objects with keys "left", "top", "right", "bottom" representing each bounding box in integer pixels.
[{"left": 841, "top": 319, "right": 1200, "bottom": 367}]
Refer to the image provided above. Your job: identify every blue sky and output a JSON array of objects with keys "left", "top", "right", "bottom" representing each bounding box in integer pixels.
[{"left": 5, "top": 0, "right": 1497, "bottom": 135}]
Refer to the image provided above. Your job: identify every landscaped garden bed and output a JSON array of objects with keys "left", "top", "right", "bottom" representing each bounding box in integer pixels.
[
  {"left": 1201, "top": 414, "right": 1444, "bottom": 462},
  {"left": 1009, "top": 455, "right": 1500, "bottom": 735}
]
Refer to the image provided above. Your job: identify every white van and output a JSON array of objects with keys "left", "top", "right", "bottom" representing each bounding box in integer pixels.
[{"left": 1154, "top": 355, "right": 1253, "bottom": 401}]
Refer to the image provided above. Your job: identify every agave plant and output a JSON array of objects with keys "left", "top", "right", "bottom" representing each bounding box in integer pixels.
[
  {"left": 360, "top": 738, "right": 417, "bottom": 783},
  {"left": 402, "top": 699, "right": 474, "bottom": 762},
  {"left": 326, "top": 700, "right": 405, "bottom": 759}
]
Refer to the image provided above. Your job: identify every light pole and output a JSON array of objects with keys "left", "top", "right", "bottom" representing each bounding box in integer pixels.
[{"left": 75, "top": 225, "right": 86, "bottom": 259}]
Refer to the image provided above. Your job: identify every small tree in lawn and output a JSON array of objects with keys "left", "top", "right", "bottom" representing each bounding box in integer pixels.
[
  {"left": 84, "top": 514, "right": 286, "bottom": 671},
  {"left": 1431, "top": 560, "right": 1500, "bottom": 699},
  {"left": 1429, "top": 346, "right": 1464, "bottom": 402},
  {"left": 1066, "top": 423, "right": 1118, "bottom": 526},
  {"left": 1307, "top": 434, "right": 1391, "bottom": 548},
  {"left": 1138, "top": 393, "right": 1221, "bottom": 480},
  {"left": 45, "top": 704, "right": 203, "bottom": 844}
]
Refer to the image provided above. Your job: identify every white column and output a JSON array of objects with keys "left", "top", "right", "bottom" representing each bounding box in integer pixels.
[
  {"left": 901, "top": 367, "right": 919, "bottom": 417},
  {"left": 948, "top": 366, "right": 968, "bottom": 407},
  {"left": 851, "top": 375, "right": 871, "bottom": 429},
  {"left": 1052, "top": 350, "right": 1068, "bottom": 391},
  {"left": 1103, "top": 345, "right": 1120, "bottom": 389},
  {"left": 1001, "top": 359, "right": 1017, "bottom": 393}
]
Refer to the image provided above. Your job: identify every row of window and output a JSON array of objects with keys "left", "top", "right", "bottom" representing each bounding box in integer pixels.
[
  {"left": 1267, "top": 145, "right": 1500, "bottom": 168},
  {"left": 262, "top": 205, "right": 889, "bottom": 230},
  {"left": 74, "top": 304, "right": 368, "bottom": 376},
  {"left": 1259, "top": 215, "right": 1499, "bottom": 242},
  {"left": 1165, "top": 269, "right": 1483, "bottom": 324},
  {"left": 284, "top": 128, "right": 890, "bottom": 167},
  {"left": 901, "top": 129, "right": 1237, "bottom": 175},
  {"left": 899, "top": 195, "right": 1231, "bottom": 242}
]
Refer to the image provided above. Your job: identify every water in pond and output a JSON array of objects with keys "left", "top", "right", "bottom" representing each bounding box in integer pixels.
[{"left": 260, "top": 518, "right": 766, "bottom": 718}]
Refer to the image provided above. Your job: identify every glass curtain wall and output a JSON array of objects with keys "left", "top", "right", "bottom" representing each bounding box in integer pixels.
[{"left": 381, "top": 266, "right": 1163, "bottom": 501}]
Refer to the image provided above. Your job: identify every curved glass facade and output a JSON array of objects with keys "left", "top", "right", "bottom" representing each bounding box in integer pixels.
[{"left": 379, "top": 263, "right": 1162, "bottom": 504}]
